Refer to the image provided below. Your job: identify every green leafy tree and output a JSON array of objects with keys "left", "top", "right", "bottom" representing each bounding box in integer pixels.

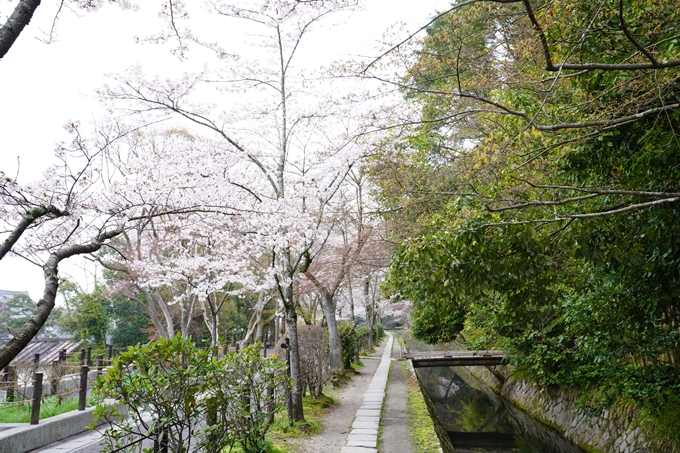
[
  {"left": 110, "top": 297, "right": 150, "bottom": 349},
  {"left": 374, "top": 0, "right": 680, "bottom": 448},
  {"left": 59, "top": 282, "right": 109, "bottom": 346},
  {"left": 0, "top": 293, "right": 63, "bottom": 336},
  {"left": 0, "top": 294, "right": 37, "bottom": 332}
]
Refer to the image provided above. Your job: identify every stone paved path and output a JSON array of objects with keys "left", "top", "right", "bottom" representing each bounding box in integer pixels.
[{"left": 340, "top": 332, "right": 394, "bottom": 453}]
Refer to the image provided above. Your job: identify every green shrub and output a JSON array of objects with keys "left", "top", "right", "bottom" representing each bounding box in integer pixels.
[
  {"left": 374, "top": 324, "right": 385, "bottom": 342},
  {"left": 93, "top": 335, "right": 289, "bottom": 453},
  {"left": 338, "top": 322, "right": 357, "bottom": 369}
]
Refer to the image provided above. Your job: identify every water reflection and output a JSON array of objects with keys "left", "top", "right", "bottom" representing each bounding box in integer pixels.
[{"left": 417, "top": 366, "right": 585, "bottom": 453}]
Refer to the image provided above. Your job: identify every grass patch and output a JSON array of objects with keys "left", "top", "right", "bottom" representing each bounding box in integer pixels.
[
  {"left": 402, "top": 361, "right": 441, "bottom": 453},
  {"left": 0, "top": 396, "right": 100, "bottom": 423},
  {"left": 334, "top": 366, "right": 360, "bottom": 385},
  {"left": 222, "top": 439, "right": 294, "bottom": 453},
  {"left": 271, "top": 393, "right": 337, "bottom": 438}
]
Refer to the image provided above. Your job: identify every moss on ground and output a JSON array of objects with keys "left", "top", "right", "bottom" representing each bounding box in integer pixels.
[{"left": 402, "top": 360, "right": 442, "bottom": 453}]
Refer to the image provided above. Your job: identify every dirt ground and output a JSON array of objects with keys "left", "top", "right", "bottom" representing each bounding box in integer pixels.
[{"left": 292, "top": 339, "right": 387, "bottom": 453}]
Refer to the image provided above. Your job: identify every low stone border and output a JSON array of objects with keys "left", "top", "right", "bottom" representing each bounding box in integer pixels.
[
  {"left": 341, "top": 332, "right": 394, "bottom": 453},
  {"left": 0, "top": 400, "right": 118, "bottom": 452}
]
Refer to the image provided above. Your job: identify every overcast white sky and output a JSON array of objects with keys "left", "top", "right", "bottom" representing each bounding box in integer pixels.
[{"left": 0, "top": 0, "right": 449, "bottom": 300}]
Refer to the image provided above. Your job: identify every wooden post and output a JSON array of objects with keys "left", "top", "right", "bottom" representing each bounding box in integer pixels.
[
  {"left": 86, "top": 346, "right": 92, "bottom": 366},
  {"left": 51, "top": 360, "right": 60, "bottom": 396},
  {"left": 33, "top": 353, "right": 40, "bottom": 366},
  {"left": 78, "top": 365, "right": 89, "bottom": 411},
  {"left": 107, "top": 344, "right": 113, "bottom": 365},
  {"left": 30, "top": 372, "right": 43, "bottom": 425},
  {"left": 97, "top": 355, "right": 104, "bottom": 375},
  {"left": 59, "top": 349, "right": 67, "bottom": 362},
  {"left": 223, "top": 342, "right": 229, "bottom": 355},
  {"left": 80, "top": 349, "right": 86, "bottom": 365}
]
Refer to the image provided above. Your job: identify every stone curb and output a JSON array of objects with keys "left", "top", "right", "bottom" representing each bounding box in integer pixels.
[{"left": 340, "top": 333, "right": 394, "bottom": 453}]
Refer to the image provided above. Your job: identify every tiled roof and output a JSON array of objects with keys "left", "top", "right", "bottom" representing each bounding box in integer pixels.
[{"left": 0, "top": 337, "right": 81, "bottom": 366}]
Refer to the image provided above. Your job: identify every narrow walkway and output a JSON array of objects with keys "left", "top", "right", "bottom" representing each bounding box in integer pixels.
[
  {"left": 340, "top": 332, "right": 394, "bottom": 453},
  {"left": 380, "top": 340, "right": 413, "bottom": 453}
]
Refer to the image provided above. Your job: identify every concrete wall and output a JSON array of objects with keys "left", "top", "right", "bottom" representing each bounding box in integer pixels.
[{"left": 0, "top": 406, "right": 100, "bottom": 452}]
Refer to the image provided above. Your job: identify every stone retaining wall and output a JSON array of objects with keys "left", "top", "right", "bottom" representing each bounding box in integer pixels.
[{"left": 466, "top": 366, "right": 650, "bottom": 453}]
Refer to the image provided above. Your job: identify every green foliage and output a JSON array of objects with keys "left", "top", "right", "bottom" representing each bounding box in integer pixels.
[
  {"left": 375, "top": 0, "right": 680, "bottom": 447},
  {"left": 410, "top": 304, "right": 464, "bottom": 345},
  {"left": 93, "top": 336, "right": 289, "bottom": 453},
  {"left": 374, "top": 323, "right": 385, "bottom": 342},
  {"left": 0, "top": 293, "right": 63, "bottom": 335},
  {"left": 110, "top": 297, "right": 150, "bottom": 349},
  {"left": 337, "top": 321, "right": 358, "bottom": 370},
  {"left": 59, "top": 282, "right": 109, "bottom": 346},
  {"left": 0, "top": 293, "right": 36, "bottom": 332}
]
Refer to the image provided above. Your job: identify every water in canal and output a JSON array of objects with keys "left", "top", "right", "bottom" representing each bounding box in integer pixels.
[{"left": 416, "top": 365, "right": 586, "bottom": 453}]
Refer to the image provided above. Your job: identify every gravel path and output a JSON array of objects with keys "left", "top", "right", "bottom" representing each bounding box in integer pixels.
[{"left": 293, "top": 338, "right": 387, "bottom": 453}]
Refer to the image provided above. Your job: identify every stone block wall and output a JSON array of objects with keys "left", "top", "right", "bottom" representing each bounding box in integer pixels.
[{"left": 464, "top": 364, "right": 650, "bottom": 453}]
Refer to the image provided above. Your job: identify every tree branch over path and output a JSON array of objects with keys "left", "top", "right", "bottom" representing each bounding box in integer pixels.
[
  {"left": 0, "top": 224, "right": 124, "bottom": 369},
  {"left": 0, "top": 0, "right": 41, "bottom": 59}
]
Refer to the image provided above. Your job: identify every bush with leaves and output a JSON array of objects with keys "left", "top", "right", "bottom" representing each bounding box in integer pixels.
[
  {"left": 92, "top": 336, "right": 288, "bottom": 453},
  {"left": 374, "top": 323, "right": 385, "bottom": 342},
  {"left": 338, "top": 322, "right": 358, "bottom": 369},
  {"left": 203, "top": 344, "right": 289, "bottom": 453}
]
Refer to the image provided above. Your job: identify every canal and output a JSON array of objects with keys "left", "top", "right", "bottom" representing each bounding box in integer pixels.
[{"left": 403, "top": 336, "right": 586, "bottom": 452}]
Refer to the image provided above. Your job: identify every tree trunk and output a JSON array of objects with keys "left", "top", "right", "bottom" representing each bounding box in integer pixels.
[
  {"left": 319, "top": 290, "right": 343, "bottom": 374},
  {"left": 151, "top": 289, "right": 176, "bottom": 338},
  {"left": 282, "top": 279, "right": 305, "bottom": 423},
  {"left": 347, "top": 277, "right": 356, "bottom": 326},
  {"left": 138, "top": 289, "right": 172, "bottom": 339}
]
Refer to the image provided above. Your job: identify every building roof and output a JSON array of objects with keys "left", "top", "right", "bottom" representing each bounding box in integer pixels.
[{"left": 0, "top": 337, "right": 82, "bottom": 366}]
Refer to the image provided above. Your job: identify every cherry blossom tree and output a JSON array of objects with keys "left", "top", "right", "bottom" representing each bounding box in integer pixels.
[
  {"left": 0, "top": 124, "right": 142, "bottom": 368},
  {"left": 99, "top": 0, "right": 363, "bottom": 423}
]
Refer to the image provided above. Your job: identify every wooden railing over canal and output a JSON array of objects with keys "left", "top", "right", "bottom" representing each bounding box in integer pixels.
[{"left": 402, "top": 350, "right": 506, "bottom": 368}]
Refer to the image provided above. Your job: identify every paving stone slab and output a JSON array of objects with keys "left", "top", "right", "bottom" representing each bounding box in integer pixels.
[
  {"left": 352, "top": 420, "right": 380, "bottom": 430},
  {"left": 354, "top": 416, "right": 380, "bottom": 423},
  {"left": 348, "top": 439, "right": 378, "bottom": 447},
  {"left": 361, "top": 402, "right": 382, "bottom": 409},
  {"left": 351, "top": 428, "right": 379, "bottom": 435},
  {"left": 356, "top": 409, "right": 381, "bottom": 416},
  {"left": 341, "top": 447, "right": 378, "bottom": 453},
  {"left": 348, "top": 433, "right": 378, "bottom": 442}
]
